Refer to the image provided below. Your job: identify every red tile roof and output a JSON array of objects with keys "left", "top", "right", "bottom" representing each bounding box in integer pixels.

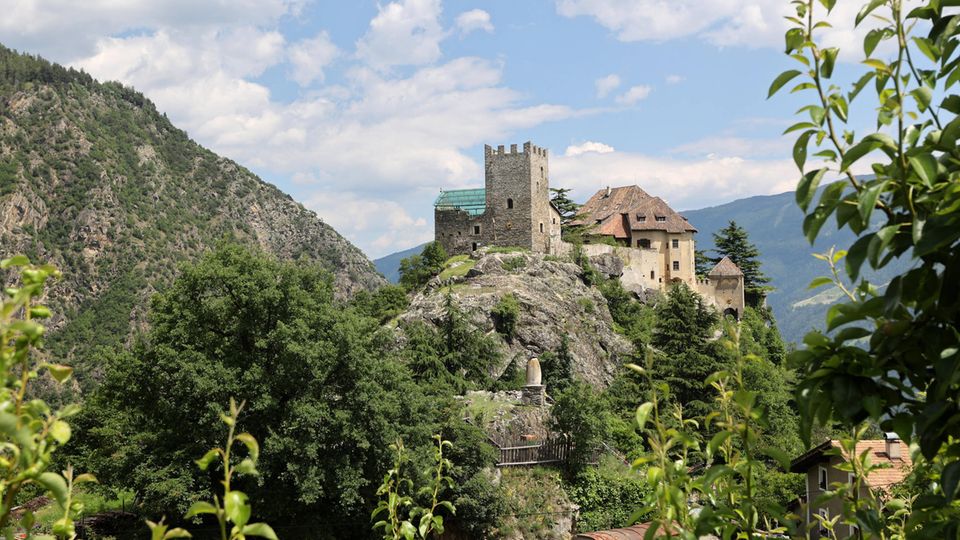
[
  {"left": 708, "top": 256, "right": 743, "bottom": 277},
  {"left": 791, "top": 439, "right": 912, "bottom": 491},
  {"left": 573, "top": 185, "right": 697, "bottom": 236}
]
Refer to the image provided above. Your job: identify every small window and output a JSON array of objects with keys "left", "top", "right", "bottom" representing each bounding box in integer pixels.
[
  {"left": 474, "top": 225, "right": 480, "bottom": 235},
  {"left": 650, "top": 271, "right": 655, "bottom": 280},
  {"left": 472, "top": 242, "right": 478, "bottom": 251},
  {"left": 637, "top": 214, "right": 646, "bottom": 222},
  {"left": 507, "top": 198, "right": 514, "bottom": 209},
  {"left": 638, "top": 239, "right": 651, "bottom": 249},
  {"left": 673, "top": 261, "right": 680, "bottom": 271},
  {"left": 552, "top": 217, "right": 556, "bottom": 224},
  {"left": 656, "top": 216, "right": 667, "bottom": 222},
  {"left": 818, "top": 467, "right": 828, "bottom": 491},
  {"left": 672, "top": 239, "right": 679, "bottom": 249},
  {"left": 539, "top": 223, "right": 544, "bottom": 233}
]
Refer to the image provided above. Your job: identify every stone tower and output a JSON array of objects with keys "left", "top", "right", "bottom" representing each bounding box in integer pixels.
[{"left": 483, "top": 142, "right": 554, "bottom": 252}]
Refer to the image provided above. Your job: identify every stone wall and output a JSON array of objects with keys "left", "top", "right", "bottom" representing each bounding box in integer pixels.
[
  {"left": 695, "top": 274, "right": 746, "bottom": 319},
  {"left": 435, "top": 208, "right": 483, "bottom": 256},
  {"left": 579, "top": 243, "right": 662, "bottom": 291}
]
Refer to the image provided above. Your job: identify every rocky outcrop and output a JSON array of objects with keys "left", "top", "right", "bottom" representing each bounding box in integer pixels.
[{"left": 400, "top": 252, "right": 633, "bottom": 388}]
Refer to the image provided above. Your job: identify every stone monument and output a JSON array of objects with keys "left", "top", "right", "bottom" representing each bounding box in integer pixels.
[{"left": 522, "top": 357, "right": 545, "bottom": 406}]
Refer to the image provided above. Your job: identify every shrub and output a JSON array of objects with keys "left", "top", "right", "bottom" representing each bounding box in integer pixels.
[{"left": 491, "top": 293, "right": 520, "bottom": 337}]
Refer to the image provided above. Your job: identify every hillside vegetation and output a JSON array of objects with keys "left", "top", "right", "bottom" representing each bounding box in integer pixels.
[{"left": 0, "top": 45, "right": 384, "bottom": 372}]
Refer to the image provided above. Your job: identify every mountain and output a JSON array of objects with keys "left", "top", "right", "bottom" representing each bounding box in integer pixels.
[
  {"left": 0, "top": 45, "right": 385, "bottom": 367},
  {"left": 376, "top": 191, "right": 910, "bottom": 344},
  {"left": 373, "top": 243, "right": 425, "bottom": 283}
]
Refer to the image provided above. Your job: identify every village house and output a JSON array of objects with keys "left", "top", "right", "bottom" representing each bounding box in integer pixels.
[{"left": 790, "top": 435, "right": 912, "bottom": 539}]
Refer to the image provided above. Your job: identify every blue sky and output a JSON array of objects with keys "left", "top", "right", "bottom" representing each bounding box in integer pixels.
[{"left": 2, "top": 0, "right": 889, "bottom": 258}]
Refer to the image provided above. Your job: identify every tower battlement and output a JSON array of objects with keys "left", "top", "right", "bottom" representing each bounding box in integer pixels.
[{"left": 483, "top": 141, "right": 548, "bottom": 160}]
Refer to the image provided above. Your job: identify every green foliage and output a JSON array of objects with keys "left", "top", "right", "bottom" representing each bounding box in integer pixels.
[
  {"left": 500, "top": 256, "right": 527, "bottom": 272},
  {"left": 399, "top": 242, "right": 447, "bottom": 290},
  {"left": 551, "top": 382, "right": 609, "bottom": 475},
  {"left": 598, "top": 278, "right": 657, "bottom": 351},
  {"left": 399, "top": 293, "right": 499, "bottom": 392},
  {"left": 149, "top": 398, "right": 276, "bottom": 540},
  {"left": 771, "top": 0, "right": 960, "bottom": 534},
  {"left": 72, "top": 245, "right": 438, "bottom": 537},
  {"left": 354, "top": 285, "right": 410, "bottom": 324},
  {"left": 372, "top": 436, "right": 456, "bottom": 540},
  {"left": 694, "top": 249, "right": 713, "bottom": 277},
  {"left": 0, "top": 256, "right": 95, "bottom": 539},
  {"left": 567, "top": 464, "right": 649, "bottom": 533},
  {"left": 549, "top": 187, "right": 580, "bottom": 226},
  {"left": 539, "top": 333, "right": 573, "bottom": 393},
  {"left": 491, "top": 293, "right": 520, "bottom": 338},
  {"left": 711, "top": 220, "right": 771, "bottom": 305}
]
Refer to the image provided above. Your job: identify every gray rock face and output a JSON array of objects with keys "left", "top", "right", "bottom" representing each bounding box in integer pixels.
[
  {"left": 589, "top": 252, "right": 624, "bottom": 279},
  {"left": 399, "top": 252, "right": 633, "bottom": 388}
]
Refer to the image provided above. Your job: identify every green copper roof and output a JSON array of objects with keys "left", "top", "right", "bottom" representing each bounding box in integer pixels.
[{"left": 434, "top": 188, "right": 486, "bottom": 216}]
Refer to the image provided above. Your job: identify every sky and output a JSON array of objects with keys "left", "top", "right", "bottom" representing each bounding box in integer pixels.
[{"left": 2, "top": 0, "right": 895, "bottom": 258}]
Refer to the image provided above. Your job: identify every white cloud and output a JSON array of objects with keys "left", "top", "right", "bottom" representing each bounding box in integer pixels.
[
  {"left": 556, "top": 0, "right": 914, "bottom": 58},
  {"left": 456, "top": 9, "right": 494, "bottom": 35},
  {"left": 565, "top": 141, "right": 615, "bottom": 156},
  {"left": 594, "top": 74, "right": 620, "bottom": 98},
  {"left": 615, "top": 85, "right": 652, "bottom": 105},
  {"left": 0, "top": 0, "right": 300, "bottom": 61},
  {"left": 552, "top": 149, "right": 799, "bottom": 211},
  {"left": 665, "top": 74, "right": 684, "bottom": 84},
  {"left": 356, "top": 0, "right": 447, "bottom": 70},
  {"left": 304, "top": 191, "right": 432, "bottom": 257},
  {"left": 288, "top": 32, "right": 339, "bottom": 86}
]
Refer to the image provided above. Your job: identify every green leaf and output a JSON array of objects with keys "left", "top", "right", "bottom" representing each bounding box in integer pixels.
[
  {"left": 820, "top": 48, "right": 839, "bottom": 78},
  {"left": 942, "top": 95, "right": 960, "bottom": 114},
  {"left": 44, "top": 364, "right": 73, "bottom": 384},
  {"left": 235, "top": 432, "right": 259, "bottom": 461},
  {"left": 768, "top": 70, "right": 802, "bottom": 98},
  {"left": 846, "top": 234, "right": 874, "bottom": 282},
  {"left": 241, "top": 523, "right": 279, "bottom": 540},
  {"left": 195, "top": 449, "right": 219, "bottom": 471},
  {"left": 858, "top": 180, "right": 887, "bottom": 223},
  {"left": 0, "top": 255, "right": 30, "bottom": 268},
  {"left": 797, "top": 168, "right": 827, "bottom": 211},
  {"left": 763, "top": 447, "right": 793, "bottom": 470},
  {"left": 909, "top": 154, "right": 938, "bottom": 186},
  {"left": 400, "top": 520, "right": 417, "bottom": 540},
  {"left": 234, "top": 458, "right": 258, "bottom": 476},
  {"left": 849, "top": 71, "right": 876, "bottom": 101},
  {"left": 856, "top": 0, "right": 886, "bottom": 26},
  {"left": 185, "top": 501, "right": 218, "bottom": 518},
  {"left": 840, "top": 139, "right": 882, "bottom": 171},
  {"left": 863, "top": 58, "right": 891, "bottom": 72},
  {"left": 29, "top": 306, "right": 51, "bottom": 319},
  {"left": 941, "top": 460, "right": 960, "bottom": 502},
  {"left": 912, "top": 37, "right": 939, "bottom": 62},
  {"left": 808, "top": 276, "right": 834, "bottom": 290},
  {"left": 163, "top": 529, "right": 192, "bottom": 539},
  {"left": 37, "top": 472, "right": 68, "bottom": 506},
  {"left": 635, "top": 402, "right": 654, "bottom": 431},
  {"left": 864, "top": 28, "right": 884, "bottom": 57},
  {"left": 785, "top": 28, "right": 805, "bottom": 53},
  {"left": 49, "top": 420, "right": 71, "bottom": 444},
  {"left": 224, "top": 491, "right": 251, "bottom": 527},
  {"left": 911, "top": 86, "right": 933, "bottom": 111},
  {"left": 794, "top": 130, "right": 815, "bottom": 170}
]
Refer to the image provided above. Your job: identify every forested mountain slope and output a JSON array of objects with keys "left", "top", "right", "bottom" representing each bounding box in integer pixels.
[{"left": 0, "top": 45, "right": 384, "bottom": 367}]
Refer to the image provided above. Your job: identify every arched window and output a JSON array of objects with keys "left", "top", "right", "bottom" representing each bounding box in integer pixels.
[
  {"left": 539, "top": 223, "right": 544, "bottom": 233},
  {"left": 507, "top": 198, "right": 514, "bottom": 209}
]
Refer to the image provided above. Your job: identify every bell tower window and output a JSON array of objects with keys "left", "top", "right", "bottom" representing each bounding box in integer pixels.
[{"left": 507, "top": 198, "right": 514, "bottom": 209}]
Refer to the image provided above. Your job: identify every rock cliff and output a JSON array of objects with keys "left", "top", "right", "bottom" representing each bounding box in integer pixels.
[{"left": 399, "top": 251, "right": 633, "bottom": 388}]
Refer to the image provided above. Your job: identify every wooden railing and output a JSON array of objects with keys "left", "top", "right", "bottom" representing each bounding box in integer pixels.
[{"left": 495, "top": 435, "right": 571, "bottom": 467}]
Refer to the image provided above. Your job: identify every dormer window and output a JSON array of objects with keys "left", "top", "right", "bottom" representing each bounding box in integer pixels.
[
  {"left": 655, "top": 216, "right": 667, "bottom": 222},
  {"left": 636, "top": 214, "right": 646, "bottom": 222}
]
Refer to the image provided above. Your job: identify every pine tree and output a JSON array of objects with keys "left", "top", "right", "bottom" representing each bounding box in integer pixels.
[
  {"left": 549, "top": 187, "right": 580, "bottom": 225},
  {"left": 711, "top": 220, "right": 770, "bottom": 305}
]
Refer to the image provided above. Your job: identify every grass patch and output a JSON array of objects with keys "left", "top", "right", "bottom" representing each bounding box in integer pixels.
[
  {"left": 486, "top": 246, "right": 528, "bottom": 254},
  {"left": 463, "top": 392, "right": 515, "bottom": 428},
  {"left": 502, "top": 256, "right": 527, "bottom": 272},
  {"left": 33, "top": 488, "right": 135, "bottom": 535},
  {"left": 439, "top": 256, "right": 476, "bottom": 281}
]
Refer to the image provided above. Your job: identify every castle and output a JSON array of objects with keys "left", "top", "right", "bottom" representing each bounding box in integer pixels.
[{"left": 434, "top": 141, "right": 745, "bottom": 318}]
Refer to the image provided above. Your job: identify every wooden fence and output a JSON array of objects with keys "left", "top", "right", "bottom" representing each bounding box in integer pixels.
[{"left": 495, "top": 434, "right": 571, "bottom": 467}]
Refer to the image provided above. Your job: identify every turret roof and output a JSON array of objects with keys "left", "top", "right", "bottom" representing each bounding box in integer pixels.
[{"left": 709, "top": 256, "right": 743, "bottom": 277}]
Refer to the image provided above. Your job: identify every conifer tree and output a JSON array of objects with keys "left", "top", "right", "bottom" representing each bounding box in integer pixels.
[
  {"left": 711, "top": 220, "right": 770, "bottom": 304},
  {"left": 549, "top": 187, "right": 580, "bottom": 225}
]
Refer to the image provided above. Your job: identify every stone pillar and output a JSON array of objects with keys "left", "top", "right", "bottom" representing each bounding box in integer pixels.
[{"left": 522, "top": 357, "right": 545, "bottom": 406}]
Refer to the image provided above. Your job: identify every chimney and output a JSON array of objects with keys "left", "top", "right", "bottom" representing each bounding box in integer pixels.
[
  {"left": 885, "top": 433, "right": 901, "bottom": 460},
  {"left": 604, "top": 186, "right": 611, "bottom": 197}
]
